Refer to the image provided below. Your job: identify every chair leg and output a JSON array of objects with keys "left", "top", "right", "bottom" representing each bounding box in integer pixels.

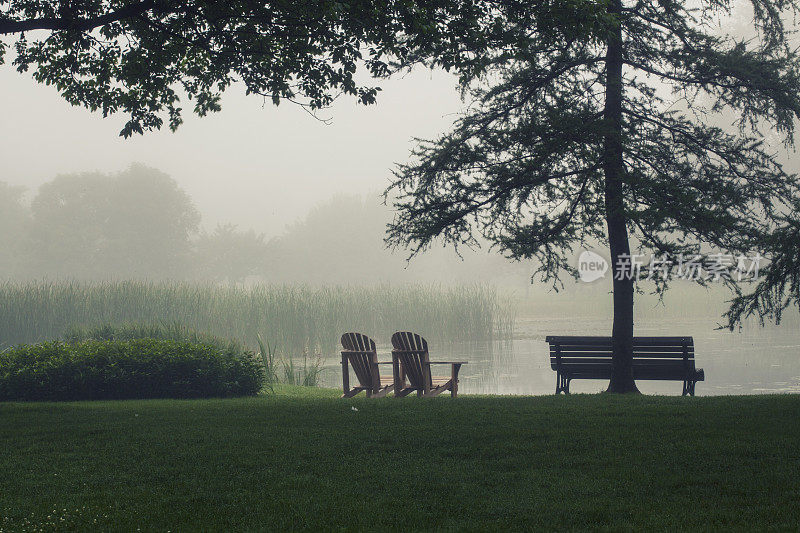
[
  {"left": 395, "top": 388, "right": 415, "bottom": 398},
  {"left": 392, "top": 356, "right": 402, "bottom": 399},
  {"left": 451, "top": 363, "right": 461, "bottom": 398},
  {"left": 341, "top": 355, "right": 350, "bottom": 397},
  {"left": 371, "top": 386, "right": 392, "bottom": 399}
]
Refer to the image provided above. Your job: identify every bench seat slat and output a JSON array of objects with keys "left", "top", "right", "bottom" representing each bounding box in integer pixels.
[
  {"left": 550, "top": 346, "right": 694, "bottom": 354},
  {"left": 554, "top": 359, "right": 693, "bottom": 372},
  {"left": 551, "top": 357, "right": 696, "bottom": 366},
  {"left": 551, "top": 351, "right": 693, "bottom": 359},
  {"left": 546, "top": 336, "right": 693, "bottom": 346},
  {"left": 565, "top": 371, "right": 702, "bottom": 380}
]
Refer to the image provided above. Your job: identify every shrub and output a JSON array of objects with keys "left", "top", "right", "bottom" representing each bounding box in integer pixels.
[
  {"left": 62, "top": 322, "right": 244, "bottom": 352},
  {"left": 0, "top": 339, "right": 263, "bottom": 401}
]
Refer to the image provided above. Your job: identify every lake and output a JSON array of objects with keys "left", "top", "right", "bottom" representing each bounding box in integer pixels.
[{"left": 323, "top": 315, "right": 800, "bottom": 396}]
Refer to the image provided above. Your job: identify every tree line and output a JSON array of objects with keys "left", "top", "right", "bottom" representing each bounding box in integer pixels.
[{"left": 0, "top": 164, "right": 529, "bottom": 285}]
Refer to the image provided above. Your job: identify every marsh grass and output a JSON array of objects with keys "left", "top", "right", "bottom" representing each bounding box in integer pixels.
[
  {"left": 256, "top": 334, "right": 279, "bottom": 391},
  {"left": 0, "top": 281, "right": 514, "bottom": 353},
  {"left": 280, "top": 348, "right": 324, "bottom": 387}
]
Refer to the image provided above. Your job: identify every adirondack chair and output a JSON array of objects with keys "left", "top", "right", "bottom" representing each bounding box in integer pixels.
[
  {"left": 340, "top": 332, "right": 394, "bottom": 398},
  {"left": 390, "top": 331, "right": 466, "bottom": 398}
]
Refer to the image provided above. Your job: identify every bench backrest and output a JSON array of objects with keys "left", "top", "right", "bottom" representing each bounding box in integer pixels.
[
  {"left": 546, "top": 336, "right": 695, "bottom": 379},
  {"left": 341, "top": 332, "right": 380, "bottom": 389},
  {"left": 391, "top": 331, "right": 431, "bottom": 389}
]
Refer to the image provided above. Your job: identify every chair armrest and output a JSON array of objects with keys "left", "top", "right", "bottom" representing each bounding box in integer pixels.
[
  {"left": 376, "top": 362, "right": 394, "bottom": 365},
  {"left": 391, "top": 349, "right": 427, "bottom": 356}
]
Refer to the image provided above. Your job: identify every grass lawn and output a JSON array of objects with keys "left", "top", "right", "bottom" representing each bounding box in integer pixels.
[{"left": 1, "top": 387, "right": 799, "bottom": 531}]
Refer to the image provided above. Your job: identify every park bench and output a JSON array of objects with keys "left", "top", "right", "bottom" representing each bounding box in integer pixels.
[
  {"left": 391, "top": 331, "right": 466, "bottom": 398},
  {"left": 340, "top": 332, "right": 394, "bottom": 398},
  {"left": 546, "top": 336, "right": 705, "bottom": 395}
]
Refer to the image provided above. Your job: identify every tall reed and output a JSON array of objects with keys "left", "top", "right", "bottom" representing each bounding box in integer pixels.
[{"left": 0, "top": 281, "right": 515, "bottom": 353}]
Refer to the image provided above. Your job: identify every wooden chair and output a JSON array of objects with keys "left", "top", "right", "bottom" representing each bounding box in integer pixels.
[
  {"left": 390, "top": 331, "right": 466, "bottom": 398},
  {"left": 340, "top": 332, "right": 394, "bottom": 398}
]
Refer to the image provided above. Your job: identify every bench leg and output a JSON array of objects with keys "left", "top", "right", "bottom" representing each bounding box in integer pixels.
[{"left": 555, "top": 373, "right": 571, "bottom": 394}]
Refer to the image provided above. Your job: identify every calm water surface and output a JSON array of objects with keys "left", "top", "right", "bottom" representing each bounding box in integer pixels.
[{"left": 322, "top": 316, "right": 800, "bottom": 396}]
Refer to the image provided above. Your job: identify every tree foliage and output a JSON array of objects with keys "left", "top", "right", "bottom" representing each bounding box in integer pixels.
[
  {"left": 386, "top": 0, "right": 800, "bottom": 332},
  {"left": 1, "top": 0, "right": 485, "bottom": 136}
]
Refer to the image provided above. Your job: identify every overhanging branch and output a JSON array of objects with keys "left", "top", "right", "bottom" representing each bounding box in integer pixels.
[{"left": 0, "top": 1, "right": 157, "bottom": 35}]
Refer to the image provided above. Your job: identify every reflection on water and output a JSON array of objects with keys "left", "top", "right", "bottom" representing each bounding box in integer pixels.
[{"left": 321, "top": 316, "right": 800, "bottom": 396}]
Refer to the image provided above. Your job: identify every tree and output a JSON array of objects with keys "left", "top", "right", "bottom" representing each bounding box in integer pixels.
[
  {"left": 386, "top": 1, "right": 800, "bottom": 392},
  {"left": 193, "top": 224, "right": 269, "bottom": 283},
  {"left": 266, "top": 193, "right": 531, "bottom": 285},
  {"left": 28, "top": 164, "right": 200, "bottom": 279},
  {"left": 0, "top": 182, "right": 31, "bottom": 278},
  {"left": 1, "top": 0, "right": 459, "bottom": 137}
]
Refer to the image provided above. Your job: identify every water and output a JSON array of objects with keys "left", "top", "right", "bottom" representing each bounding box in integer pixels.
[{"left": 322, "top": 316, "right": 800, "bottom": 396}]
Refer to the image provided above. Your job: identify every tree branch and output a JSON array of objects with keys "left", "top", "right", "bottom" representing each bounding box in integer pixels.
[{"left": 0, "top": 1, "right": 157, "bottom": 35}]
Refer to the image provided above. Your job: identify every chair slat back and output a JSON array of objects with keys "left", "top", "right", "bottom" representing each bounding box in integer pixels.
[
  {"left": 341, "top": 332, "right": 379, "bottom": 388},
  {"left": 391, "top": 331, "right": 430, "bottom": 389}
]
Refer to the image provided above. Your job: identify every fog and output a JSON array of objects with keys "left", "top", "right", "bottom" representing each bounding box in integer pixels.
[
  {"left": 0, "top": 65, "right": 464, "bottom": 237},
  {"left": 2, "top": 5, "right": 800, "bottom": 397}
]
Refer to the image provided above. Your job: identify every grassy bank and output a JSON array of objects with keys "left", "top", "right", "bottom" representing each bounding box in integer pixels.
[
  {"left": 1, "top": 389, "right": 798, "bottom": 531},
  {"left": 0, "top": 281, "right": 515, "bottom": 352}
]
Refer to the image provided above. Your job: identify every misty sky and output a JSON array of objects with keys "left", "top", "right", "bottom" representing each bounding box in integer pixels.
[{"left": 0, "top": 65, "right": 463, "bottom": 236}]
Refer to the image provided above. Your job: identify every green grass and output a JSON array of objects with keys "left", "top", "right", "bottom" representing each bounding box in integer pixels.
[
  {"left": 0, "top": 281, "right": 514, "bottom": 353},
  {"left": 1, "top": 389, "right": 799, "bottom": 531}
]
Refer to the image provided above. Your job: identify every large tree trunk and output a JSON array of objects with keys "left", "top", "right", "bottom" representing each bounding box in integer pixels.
[{"left": 603, "top": 0, "right": 639, "bottom": 394}]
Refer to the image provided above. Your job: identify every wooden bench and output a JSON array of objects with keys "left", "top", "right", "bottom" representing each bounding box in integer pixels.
[{"left": 546, "top": 336, "right": 705, "bottom": 395}]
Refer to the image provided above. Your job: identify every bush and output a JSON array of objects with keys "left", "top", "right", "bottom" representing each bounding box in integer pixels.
[
  {"left": 0, "top": 339, "right": 263, "bottom": 401},
  {"left": 62, "top": 322, "right": 244, "bottom": 352}
]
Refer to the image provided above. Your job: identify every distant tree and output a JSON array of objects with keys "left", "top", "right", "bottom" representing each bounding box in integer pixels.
[
  {"left": 265, "top": 194, "right": 529, "bottom": 285},
  {"left": 193, "top": 224, "right": 269, "bottom": 283},
  {"left": 267, "top": 195, "right": 391, "bottom": 284},
  {"left": 28, "top": 164, "right": 200, "bottom": 279},
  {"left": 0, "top": 182, "right": 30, "bottom": 278},
  {"left": 386, "top": 1, "right": 800, "bottom": 392}
]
